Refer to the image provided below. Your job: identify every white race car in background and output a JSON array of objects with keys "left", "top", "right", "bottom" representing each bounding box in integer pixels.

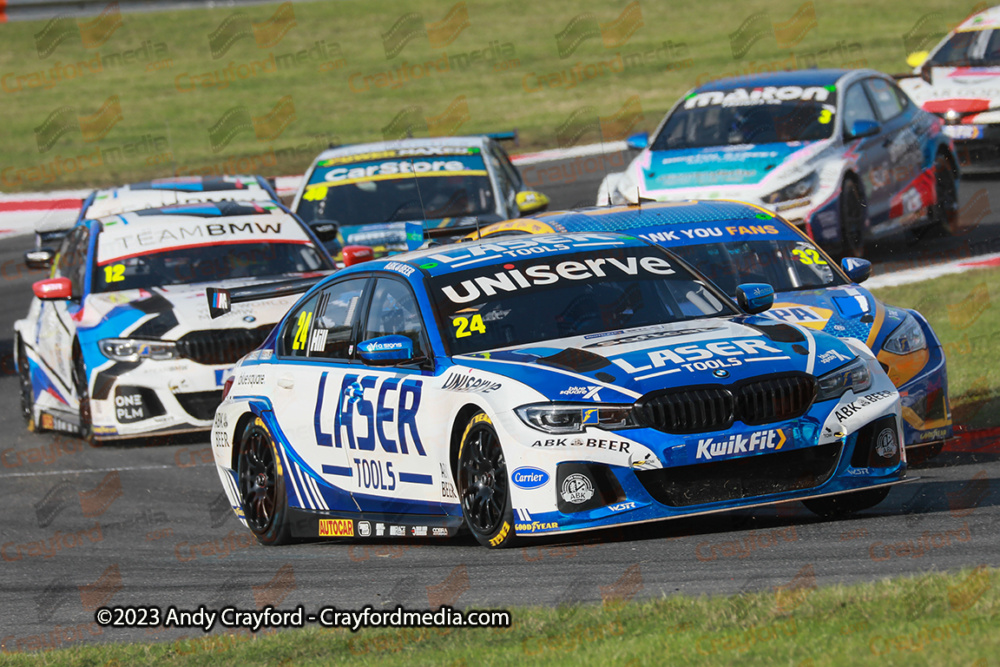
[
  {"left": 899, "top": 5, "right": 1000, "bottom": 171},
  {"left": 14, "top": 201, "right": 333, "bottom": 443}
]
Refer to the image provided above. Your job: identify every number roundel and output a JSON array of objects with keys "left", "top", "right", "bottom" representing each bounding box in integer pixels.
[{"left": 792, "top": 248, "right": 827, "bottom": 266}]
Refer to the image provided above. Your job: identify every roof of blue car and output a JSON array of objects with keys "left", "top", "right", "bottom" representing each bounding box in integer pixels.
[
  {"left": 530, "top": 200, "right": 774, "bottom": 231},
  {"left": 694, "top": 69, "right": 850, "bottom": 93}
]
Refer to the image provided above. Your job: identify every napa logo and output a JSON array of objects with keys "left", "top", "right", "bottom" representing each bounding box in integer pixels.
[{"left": 511, "top": 467, "right": 550, "bottom": 489}]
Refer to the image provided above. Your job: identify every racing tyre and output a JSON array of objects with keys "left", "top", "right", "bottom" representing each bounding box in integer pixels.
[
  {"left": 839, "top": 179, "right": 866, "bottom": 258},
  {"left": 237, "top": 418, "right": 291, "bottom": 545},
  {"left": 802, "top": 486, "right": 890, "bottom": 518},
  {"left": 932, "top": 154, "right": 959, "bottom": 236},
  {"left": 457, "top": 412, "right": 517, "bottom": 548},
  {"left": 17, "top": 339, "right": 36, "bottom": 430},
  {"left": 71, "top": 350, "right": 95, "bottom": 445}
]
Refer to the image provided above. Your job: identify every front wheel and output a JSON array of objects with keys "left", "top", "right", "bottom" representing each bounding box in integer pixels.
[
  {"left": 456, "top": 412, "right": 516, "bottom": 548},
  {"left": 237, "top": 418, "right": 291, "bottom": 545},
  {"left": 932, "top": 154, "right": 959, "bottom": 235},
  {"left": 803, "top": 486, "right": 890, "bottom": 518},
  {"left": 17, "top": 339, "right": 36, "bottom": 430},
  {"left": 839, "top": 179, "right": 866, "bottom": 258},
  {"left": 71, "top": 351, "right": 94, "bottom": 445}
]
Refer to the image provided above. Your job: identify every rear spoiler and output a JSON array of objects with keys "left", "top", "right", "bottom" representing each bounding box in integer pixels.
[
  {"left": 485, "top": 130, "right": 518, "bottom": 145},
  {"left": 206, "top": 275, "right": 328, "bottom": 319}
]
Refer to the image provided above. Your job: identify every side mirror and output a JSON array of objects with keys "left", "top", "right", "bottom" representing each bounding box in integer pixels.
[
  {"left": 736, "top": 283, "right": 774, "bottom": 314},
  {"left": 626, "top": 132, "right": 649, "bottom": 150},
  {"left": 24, "top": 248, "right": 56, "bottom": 270},
  {"left": 906, "top": 51, "right": 929, "bottom": 69},
  {"left": 309, "top": 219, "right": 339, "bottom": 243},
  {"left": 357, "top": 335, "right": 414, "bottom": 366},
  {"left": 342, "top": 245, "right": 374, "bottom": 267},
  {"left": 33, "top": 277, "right": 73, "bottom": 300},
  {"left": 841, "top": 257, "right": 872, "bottom": 284},
  {"left": 516, "top": 191, "right": 550, "bottom": 214},
  {"left": 848, "top": 120, "right": 881, "bottom": 139}
]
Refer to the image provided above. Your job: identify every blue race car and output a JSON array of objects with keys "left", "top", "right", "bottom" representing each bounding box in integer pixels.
[
  {"left": 208, "top": 231, "right": 905, "bottom": 548},
  {"left": 468, "top": 200, "right": 952, "bottom": 460},
  {"left": 597, "top": 69, "right": 960, "bottom": 256}
]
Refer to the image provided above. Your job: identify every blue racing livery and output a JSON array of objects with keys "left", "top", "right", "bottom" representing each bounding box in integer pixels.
[{"left": 210, "top": 230, "right": 907, "bottom": 549}]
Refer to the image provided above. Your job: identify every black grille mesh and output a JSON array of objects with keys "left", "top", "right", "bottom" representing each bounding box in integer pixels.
[
  {"left": 175, "top": 391, "right": 224, "bottom": 421},
  {"left": 175, "top": 327, "right": 271, "bottom": 366},
  {"left": 634, "top": 374, "right": 816, "bottom": 433}
]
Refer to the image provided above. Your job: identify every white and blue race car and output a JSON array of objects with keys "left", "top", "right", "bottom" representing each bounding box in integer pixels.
[
  {"left": 209, "top": 232, "right": 906, "bottom": 548},
  {"left": 14, "top": 201, "right": 333, "bottom": 443},
  {"left": 598, "top": 69, "right": 960, "bottom": 257}
]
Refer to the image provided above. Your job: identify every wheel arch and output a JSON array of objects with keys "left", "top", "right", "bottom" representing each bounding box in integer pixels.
[
  {"left": 449, "top": 403, "right": 488, "bottom": 483},
  {"left": 230, "top": 409, "right": 264, "bottom": 471}
]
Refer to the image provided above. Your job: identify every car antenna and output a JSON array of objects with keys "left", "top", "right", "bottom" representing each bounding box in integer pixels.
[{"left": 407, "top": 157, "right": 430, "bottom": 242}]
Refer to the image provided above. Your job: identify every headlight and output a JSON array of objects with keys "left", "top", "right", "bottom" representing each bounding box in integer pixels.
[
  {"left": 815, "top": 357, "right": 872, "bottom": 402},
  {"left": 99, "top": 338, "right": 179, "bottom": 362},
  {"left": 763, "top": 172, "right": 818, "bottom": 204},
  {"left": 515, "top": 403, "right": 638, "bottom": 434},
  {"left": 882, "top": 313, "right": 927, "bottom": 354}
]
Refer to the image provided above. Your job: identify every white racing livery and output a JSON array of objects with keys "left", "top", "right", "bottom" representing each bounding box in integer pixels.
[{"left": 14, "top": 201, "right": 333, "bottom": 442}]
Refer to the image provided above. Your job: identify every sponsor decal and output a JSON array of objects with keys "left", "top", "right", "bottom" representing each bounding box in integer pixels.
[
  {"left": 834, "top": 390, "right": 893, "bottom": 421},
  {"left": 612, "top": 338, "right": 784, "bottom": 375},
  {"left": 384, "top": 261, "right": 416, "bottom": 277},
  {"left": 817, "top": 349, "right": 852, "bottom": 365},
  {"left": 560, "top": 473, "right": 594, "bottom": 504},
  {"left": 916, "top": 427, "right": 948, "bottom": 443},
  {"left": 426, "top": 233, "right": 624, "bottom": 270},
  {"left": 441, "top": 253, "right": 675, "bottom": 304},
  {"left": 375, "top": 522, "right": 385, "bottom": 537},
  {"left": 608, "top": 501, "right": 636, "bottom": 512},
  {"left": 411, "top": 526, "right": 428, "bottom": 537},
  {"left": 847, "top": 467, "right": 871, "bottom": 475},
  {"left": 97, "top": 220, "right": 294, "bottom": 263},
  {"left": 236, "top": 373, "right": 265, "bottom": 386},
  {"left": 769, "top": 303, "right": 834, "bottom": 330},
  {"left": 559, "top": 386, "right": 602, "bottom": 399},
  {"left": 432, "top": 527, "right": 449, "bottom": 537},
  {"left": 511, "top": 467, "right": 550, "bottom": 489},
  {"left": 357, "top": 521, "right": 372, "bottom": 537},
  {"left": 441, "top": 373, "right": 502, "bottom": 393},
  {"left": 390, "top": 525, "right": 405, "bottom": 536},
  {"left": 441, "top": 481, "right": 457, "bottom": 499},
  {"left": 584, "top": 326, "right": 719, "bottom": 348},
  {"left": 684, "top": 85, "right": 831, "bottom": 108},
  {"left": 318, "top": 519, "right": 354, "bottom": 537},
  {"left": 515, "top": 521, "right": 558, "bottom": 533},
  {"left": 875, "top": 428, "right": 897, "bottom": 459},
  {"left": 530, "top": 437, "right": 631, "bottom": 453},
  {"left": 692, "top": 428, "right": 786, "bottom": 462},
  {"left": 314, "top": 372, "right": 425, "bottom": 456}
]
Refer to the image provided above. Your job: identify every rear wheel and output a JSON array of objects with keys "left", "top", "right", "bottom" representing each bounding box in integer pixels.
[
  {"left": 71, "top": 350, "right": 94, "bottom": 445},
  {"left": 932, "top": 154, "right": 959, "bottom": 235},
  {"left": 17, "top": 339, "right": 36, "bottom": 430},
  {"left": 839, "top": 179, "right": 866, "bottom": 258},
  {"left": 237, "top": 418, "right": 291, "bottom": 545},
  {"left": 457, "top": 412, "right": 516, "bottom": 548},
  {"left": 803, "top": 486, "right": 890, "bottom": 518}
]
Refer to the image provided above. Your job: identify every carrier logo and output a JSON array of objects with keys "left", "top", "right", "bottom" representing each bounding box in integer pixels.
[
  {"left": 318, "top": 519, "right": 354, "bottom": 537},
  {"left": 693, "top": 428, "right": 786, "bottom": 462},
  {"left": 511, "top": 467, "right": 550, "bottom": 489}
]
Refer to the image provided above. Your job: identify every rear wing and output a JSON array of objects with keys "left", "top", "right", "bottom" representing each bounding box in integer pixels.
[
  {"left": 206, "top": 275, "right": 328, "bottom": 319},
  {"left": 486, "top": 130, "right": 518, "bottom": 145}
]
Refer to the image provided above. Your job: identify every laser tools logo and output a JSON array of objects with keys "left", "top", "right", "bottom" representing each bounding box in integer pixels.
[
  {"left": 728, "top": 1, "right": 817, "bottom": 59},
  {"left": 208, "top": 2, "right": 297, "bottom": 59},
  {"left": 554, "top": 1, "right": 644, "bottom": 59},
  {"left": 34, "top": 2, "right": 123, "bottom": 58},
  {"left": 382, "top": 2, "right": 471, "bottom": 59},
  {"left": 33, "top": 95, "right": 124, "bottom": 153}
]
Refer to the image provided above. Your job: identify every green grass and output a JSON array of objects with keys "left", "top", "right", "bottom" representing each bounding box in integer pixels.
[
  {"left": 2, "top": 567, "right": 998, "bottom": 665},
  {"left": 0, "top": 0, "right": 982, "bottom": 191},
  {"left": 872, "top": 265, "right": 1000, "bottom": 430}
]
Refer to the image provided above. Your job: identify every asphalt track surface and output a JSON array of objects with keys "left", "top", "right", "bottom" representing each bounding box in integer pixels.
[{"left": 1, "top": 158, "right": 1000, "bottom": 653}]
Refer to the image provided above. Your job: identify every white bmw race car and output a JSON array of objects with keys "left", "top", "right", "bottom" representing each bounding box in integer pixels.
[{"left": 14, "top": 201, "right": 333, "bottom": 442}]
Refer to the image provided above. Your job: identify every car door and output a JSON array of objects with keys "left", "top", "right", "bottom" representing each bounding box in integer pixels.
[
  {"left": 347, "top": 274, "right": 442, "bottom": 514},
  {"left": 840, "top": 80, "right": 893, "bottom": 228},
  {"left": 269, "top": 275, "right": 370, "bottom": 513},
  {"left": 36, "top": 224, "right": 89, "bottom": 397},
  {"left": 864, "top": 77, "right": 927, "bottom": 226}
]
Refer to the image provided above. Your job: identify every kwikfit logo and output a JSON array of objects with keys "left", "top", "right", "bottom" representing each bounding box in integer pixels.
[{"left": 695, "top": 428, "right": 786, "bottom": 461}]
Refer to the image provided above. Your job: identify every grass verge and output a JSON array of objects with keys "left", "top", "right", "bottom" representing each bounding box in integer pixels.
[
  {"left": 0, "top": 0, "right": 982, "bottom": 191},
  {"left": 1, "top": 566, "right": 998, "bottom": 665},
  {"left": 871, "top": 265, "right": 1000, "bottom": 431}
]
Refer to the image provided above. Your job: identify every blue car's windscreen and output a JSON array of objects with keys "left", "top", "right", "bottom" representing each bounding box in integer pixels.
[
  {"left": 92, "top": 242, "right": 329, "bottom": 292},
  {"left": 297, "top": 151, "right": 494, "bottom": 225},
  {"left": 427, "top": 247, "right": 737, "bottom": 355},
  {"left": 653, "top": 87, "right": 837, "bottom": 150},
  {"left": 666, "top": 239, "right": 844, "bottom": 295}
]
